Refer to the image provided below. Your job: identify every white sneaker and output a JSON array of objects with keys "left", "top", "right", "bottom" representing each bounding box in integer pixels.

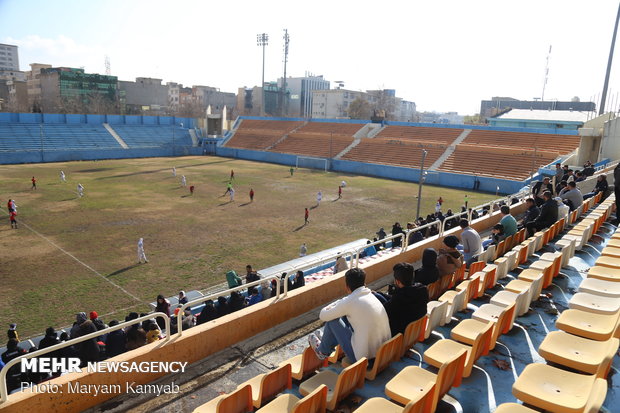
[
  {"left": 315, "top": 329, "right": 323, "bottom": 341},
  {"left": 308, "top": 333, "right": 327, "bottom": 360}
]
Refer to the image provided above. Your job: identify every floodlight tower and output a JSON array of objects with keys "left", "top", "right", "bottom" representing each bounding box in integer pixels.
[
  {"left": 600, "top": 2, "right": 620, "bottom": 115},
  {"left": 282, "top": 29, "right": 290, "bottom": 116},
  {"left": 257, "top": 33, "right": 269, "bottom": 116}
]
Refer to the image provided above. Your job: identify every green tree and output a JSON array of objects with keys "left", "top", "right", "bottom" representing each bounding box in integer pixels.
[{"left": 347, "top": 97, "right": 371, "bottom": 119}]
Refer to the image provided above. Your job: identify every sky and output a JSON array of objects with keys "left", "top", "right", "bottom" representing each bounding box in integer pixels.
[{"left": 1, "top": 0, "right": 620, "bottom": 115}]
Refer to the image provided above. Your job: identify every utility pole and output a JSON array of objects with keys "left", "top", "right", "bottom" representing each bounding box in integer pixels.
[
  {"left": 415, "top": 149, "right": 428, "bottom": 220},
  {"left": 282, "top": 29, "right": 290, "bottom": 117},
  {"left": 600, "top": 2, "right": 620, "bottom": 115},
  {"left": 256, "top": 33, "right": 269, "bottom": 116}
]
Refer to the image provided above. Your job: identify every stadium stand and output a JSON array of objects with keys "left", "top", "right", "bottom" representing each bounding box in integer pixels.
[
  {"left": 462, "top": 129, "right": 581, "bottom": 154},
  {"left": 270, "top": 135, "right": 354, "bottom": 158},
  {"left": 341, "top": 139, "right": 446, "bottom": 168},
  {"left": 109, "top": 124, "right": 193, "bottom": 148},
  {"left": 225, "top": 119, "right": 305, "bottom": 150},
  {"left": 375, "top": 125, "right": 464, "bottom": 144},
  {"left": 288, "top": 122, "right": 364, "bottom": 138},
  {"left": 0, "top": 123, "right": 122, "bottom": 151}
]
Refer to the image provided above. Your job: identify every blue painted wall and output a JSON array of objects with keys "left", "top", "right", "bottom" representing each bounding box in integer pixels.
[{"left": 0, "top": 112, "right": 196, "bottom": 128}]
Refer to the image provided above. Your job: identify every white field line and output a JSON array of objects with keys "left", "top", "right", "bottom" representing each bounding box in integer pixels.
[{"left": 1, "top": 209, "right": 141, "bottom": 302}]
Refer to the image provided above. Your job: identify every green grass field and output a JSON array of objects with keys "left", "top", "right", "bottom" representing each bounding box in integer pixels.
[{"left": 0, "top": 156, "right": 496, "bottom": 338}]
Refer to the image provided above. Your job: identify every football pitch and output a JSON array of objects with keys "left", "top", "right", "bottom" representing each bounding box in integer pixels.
[{"left": 0, "top": 156, "right": 496, "bottom": 338}]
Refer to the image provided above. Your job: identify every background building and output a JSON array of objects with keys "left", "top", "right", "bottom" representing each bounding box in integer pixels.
[
  {"left": 26, "top": 63, "right": 52, "bottom": 111},
  {"left": 488, "top": 108, "right": 589, "bottom": 130},
  {"left": 311, "top": 88, "right": 416, "bottom": 121},
  {"left": 278, "top": 74, "right": 330, "bottom": 118},
  {"left": 480, "top": 96, "right": 596, "bottom": 120},
  {"left": 118, "top": 77, "right": 168, "bottom": 114},
  {"left": 0, "top": 43, "right": 19, "bottom": 72}
]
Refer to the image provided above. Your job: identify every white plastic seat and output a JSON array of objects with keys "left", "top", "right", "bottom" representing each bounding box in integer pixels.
[
  {"left": 568, "top": 292, "right": 620, "bottom": 315},
  {"left": 578, "top": 278, "right": 620, "bottom": 298}
]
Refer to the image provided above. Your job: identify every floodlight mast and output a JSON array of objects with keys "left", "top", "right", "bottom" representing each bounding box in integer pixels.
[
  {"left": 600, "top": 2, "right": 620, "bottom": 115},
  {"left": 282, "top": 29, "right": 290, "bottom": 117},
  {"left": 257, "top": 33, "right": 269, "bottom": 116}
]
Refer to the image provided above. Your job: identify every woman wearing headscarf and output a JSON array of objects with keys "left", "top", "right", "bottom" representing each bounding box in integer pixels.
[
  {"left": 437, "top": 235, "right": 464, "bottom": 277},
  {"left": 414, "top": 248, "right": 439, "bottom": 286}
]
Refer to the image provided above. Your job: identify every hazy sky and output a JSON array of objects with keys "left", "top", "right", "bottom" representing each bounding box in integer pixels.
[{"left": 2, "top": 0, "right": 620, "bottom": 115}]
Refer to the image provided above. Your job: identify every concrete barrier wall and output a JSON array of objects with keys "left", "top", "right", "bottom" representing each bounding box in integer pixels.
[
  {"left": 0, "top": 113, "right": 195, "bottom": 128},
  {"left": 0, "top": 203, "right": 524, "bottom": 413}
]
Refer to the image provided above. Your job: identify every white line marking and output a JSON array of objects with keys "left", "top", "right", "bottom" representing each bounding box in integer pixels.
[
  {"left": 1, "top": 210, "right": 141, "bottom": 302},
  {"left": 536, "top": 313, "right": 550, "bottom": 335},
  {"left": 495, "top": 342, "right": 520, "bottom": 381},
  {"left": 514, "top": 323, "right": 545, "bottom": 363},
  {"left": 473, "top": 365, "right": 497, "bottom": 412}
]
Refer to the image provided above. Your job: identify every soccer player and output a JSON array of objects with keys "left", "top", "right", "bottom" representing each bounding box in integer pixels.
[
  {"left": 316, "top": 191, "right": 322, "bottom": 206},
  {"left": 230, "top": 169, "right": 235, "bottom": 180},
  {"left": 137, "top": 238, "right": 148, "bottom": 263},
  {"left": 181, "top": 175, "right": 186, "bottom": 187},
  {"left": 223, "top": 181, "right": 232, "bottom": 196},
  {"left": 300, "top": 243, "right": 307, "bottom": 256},
  {"left": 31, "top": 176, "right": 36, "bottom": 190},
  {"left": 249, "top": 188, "right": 254, "bottom": 202},
  {"left": 304, "top": 208, "right": 309, "bottom": 224},
  {"left": 341, "top": 180, "right": 346, "bottom": 187},
  {"left": 189, "top": 185, "right": 195, "bottom": 195},
  {"left": 229, "top": 187, "right": 235, "bottom": 202},
  {"left": 60, "top": 171, "right": 66, "bottom": 182},
  {"left": 338, "top": 186, "right": 342, "bottom": 199},
  {"left": 9, "top": 210, "right": 17, "bottom": 229},
  {"left": 7, "top": 199, "right": 15, "bottom": 213},
  {"left": 77, "top": 183, "right": 84, "bottom": 197},
  {"left": 172, "top": 167, "right": 176, "bottom": 177},
  {"left": 290, "top": 166, "right": 294, "bottom": 176}
]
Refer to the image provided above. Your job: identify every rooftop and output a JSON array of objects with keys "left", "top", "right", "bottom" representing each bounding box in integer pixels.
[{"left": 494, "top": 108, "right": 591, "bottom": 123}]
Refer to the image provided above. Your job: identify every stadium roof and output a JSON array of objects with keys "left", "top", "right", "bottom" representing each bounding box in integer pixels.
[{"left": 495, "top": 108, "right": 590, "bottom": 123}]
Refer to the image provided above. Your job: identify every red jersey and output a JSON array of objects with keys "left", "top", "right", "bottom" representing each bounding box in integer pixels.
[
  {"left": 9, "top": 211, "right": 16, "bottom": 221},
  {"left": 338, "top": 186, "right": 342, "bottom": 194},
  {"left": 32, "top": 178, "right": 36, "bottom": 184},
  {"left": 304, "top": 209, "right": 309, "bottom": 218},
  {"left": 249, "top": 190, "right": 254, "bottom": 197}
]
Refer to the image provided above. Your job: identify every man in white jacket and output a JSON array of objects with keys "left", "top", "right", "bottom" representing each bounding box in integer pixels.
[{"left": 308, "top": 268, "right": 391, "bottom": 362}]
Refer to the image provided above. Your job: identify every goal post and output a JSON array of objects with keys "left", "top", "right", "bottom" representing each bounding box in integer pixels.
[{"left": 295, "top": 156, "right": 329, "bottom": 172}]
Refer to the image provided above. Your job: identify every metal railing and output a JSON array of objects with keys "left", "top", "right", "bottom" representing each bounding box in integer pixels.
[
  {"left": 176, "top": 275, "right": 282, "bottom": 337},
  {"left": 0, "top": 312, "right": 170, "bottom": 404},
  {"left": 353, "top": 232, "right": 406, "bottom": 268}
]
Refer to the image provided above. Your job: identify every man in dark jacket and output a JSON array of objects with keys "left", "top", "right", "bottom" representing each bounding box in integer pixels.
[
  {"left": 377, "top": 263, "right": 429, "bottom": 337},
  {"left": 526, "top": 191, "right": 558, "bottom": 237},
  {"left": 104, "top": 320, "right": 126, "bottom": 358},
  {"left": 520, "top": 198, "right": 540, "bottom": 229},
  {"left": 532, "top": 177, "right": 553, "bottom": 206},
  {"left": 1, "top": 339, "right": 28, "bottom": 392}
]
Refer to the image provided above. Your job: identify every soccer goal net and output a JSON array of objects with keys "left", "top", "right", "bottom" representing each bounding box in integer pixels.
[{"left": 295, "top": 156, "right": 329, "bottom": 172}]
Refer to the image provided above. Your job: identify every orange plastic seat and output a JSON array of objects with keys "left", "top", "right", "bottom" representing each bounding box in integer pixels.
[
  {"left": 587, "top": 265, "right": 620, "bottom": 282},
  {"left": 578, "top": 277, "right": 620, "bottom": 297},
  {"left": 341, "top": 334, "right": 403, "bottom": 380},
  {"left": 451, "top": 303, "right": 515, "bottom": 352},
  {"left": 555, "top": 308, "right": 620, "bottom": 341},
  {"left": 354, "top": 397, "right": 430, "bottom": 413},
  {"left": 401, "top": 316, "right": 427, "bottom": 357},
  {"left": 279, "top": 346, "right": 327, "bottom": 381},
  {"left": 237, "top": 364, "right": 292, "bottom": 408},
  {"left": 424, "top": 300, "right": 448, "bottom": 339},
  {"left": 193, "top": 384, "right": 253, "bottom": 413},
  {"left": 494, "top": 403, "right": 540, "bottom": 413},
  {"left": 256, "top": 384, "right": 327, "bottom": 413}
]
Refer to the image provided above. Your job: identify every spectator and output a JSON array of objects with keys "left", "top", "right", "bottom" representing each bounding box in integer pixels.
[
  {"left": 247, "top": 287, "right": 263, "bottom": 305},
  {"left": 391, "top": 222, "right": 404, "bottom": 247},
  {"left": 565, "top": 169, "right": 575, "bottom": 183},
  {"left": 526, "top": 191, "right": 558, "bottom": 237},
  {"left": 260, "top": 280, "right": 272, "bottom": 300},
  {"left": 484, "top": 223, "right": 506, "bottom": 249},
  {"left": 7, "top": 323, "right": 18, "bottom": 342},
  {"left": 376, "top": 263, "right": 429, "bottom": 336},
  {"left": 75, "top": 313, "right": 100, "bottom": 366},
  {"left": 459, "top": 219, "right": 483, "bottom": 266},
  {"left": 532, "top": 177, "right": 553, "bottom": 206},
  {"left": 414, "top": 248, "right": 440, "bottom": 285},
  {"left": 555, "top": 180, "right": 567, "bottom": 196},
  {"left": 499, "top": 205, "right": 518, "bottom": 237},
  {"left": 229, "top": 291, "right": 246, "bottom": 312},
  {"left": 376, "top": 227, "right": 387, "bottom": 248},
  {"left": 559, "top": 181, "right": 583, "bottom": 211},
  {"left": 299, "top": 243, "right": 307, "bottom": 257},
  {"left": 226, "top": 270, "right": 243, "bottom": 288},
  {"left": 407, "top": 222, "right": 424, "bottom": 245},
  {"left": 105, "top": 320, "right": 126, "bottom": 357},
  {"left": 555, "top": 163, "right": 564, "bottom": 182},
  {"left": 39, "top": 327, "right": 60, "bottom": 350},
  {"left": 437, "top": 235, "right": 464, "bottom": 277},
  {"left": 583, "top": 175, "right": 609, "bottom": 200},
  {"left": 363, "top": 240, "right": 377, "bottom": 258},
  {"left": 196, "top": 300, "right": 218, "bottom": 325},
  {"left": 146, "top": 323, "right": 161, "bottom": 344},
  {"left": 180, "top": 308, "right": 195, "bottom": 331},
  {"left": 333, "top": 255, "right": 348, "bottom": 274},
  {"left": 155, "top": 294, "right": 171, "bottom": 329},
  {"left": 307, "top": 268, "right": 391, "bottom": 362},
  {"left": 216, "top": 296, "right": 230, "bottom": 317},
  {"left": 556, "top": 197, "right": 570, "bottom": 225},
  {"left": 469, "top": 208, "right": 480, "bottom": 220},
  {"left": 574, "top": 171, "right": 586, "bottom": 182},
  {"left": 582, "top": 160, "right": 595, "bottom": 177},
  {"left": 70, "top": 313, "right": 87, "bottom": 339},
  {"left": 520, "top": 198, "right": 540, "bottom": 228},
  {"left": 178, "top": 291, "right": 188, "bottom": 306},
  {"left": 1, "top": 339, "right": 27, "bottom": 392},
  {"left": 245, "top": 265, "right": 260, "bottom": 284},
  {"left": 90, "top": 311, "right": 106, "bottom": 331},
  {"left": 292, "top": 270, "right": 305, "bottom": 290}
]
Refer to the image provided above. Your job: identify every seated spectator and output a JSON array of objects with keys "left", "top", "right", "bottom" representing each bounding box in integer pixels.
[
  {"left": 556, "top": 196, "right": 570, "bottom": 223},
  {"left": 520, "top": 198, "right": 540, "bottom": 228},
  {"left": 407, "top": 222, "right": 424, "bottom": 245},
  {"left": 90, "top": 311, "right": 106, "bottom": 331},
  {"left": 178, "top": 291, "right": 188, "bottom": 306},
  {"left": 437, "top": 235, "right": 464, "bottom": 277},
  {"left": 363, "top": 240, "right": 377, "bottom": 257},
  {"left": 260, "top": 280, "right": 272, "bottom": 300},
  {"left": 196, "top": 300, "right": 218, "bottom": 325},
  {"left": 229, "top": 291, "right": 246, "bottom": 312},
  {"left": 459, "top": 219, "right": 483, "bottom": 266},
  {"left": 155, "top": 294, "right": 171, "bottom": 329},
  {"left": 75, "top": 312, "right": 100, "bottom": 366},
  {"left": 181, "top": 308, "right": 195, "bottom": 331},
  {"left": 105, "top": 320, "right": 126, "bottom": 357},
  {"left": 559, "top": 181, "right": 583, "bottom": 211},
  {"left": 226, "top": 270, "right": 243, "bottom": 288},
  {"left": 247, "top": 287, "right": 263, "bottom": 305},
  {"left": 307, "top": 268, "right": 391, "bottom": 362},
  {"left": 574, "top": 171, "right": 586, "bottom": 182},
  {"left": 499, "top": 205, "right": 518, "bottom": 237},
  {"left": 292, "top": 270, "right": 305, "bottom": 290},
  {"left": 484, "top": 223, "right": 506, "bottom": 249},
  {"left": 469, "top": 208, "right": 480, "bottom": 220},
  {"left": 333, "top": 255, "right": 348, "bottom": 274},
  {"left": 245, "top": 265, "right": 260, "bottom": 293},
  {"left": 414, "top": 248, "right": 440, "bottom": 285},
  {"left": 582, "top": 160, "right": 595, "bottom": 177},
  {"left": 375, "top": 263, "right": 429, "bottom": 336},
  {"left": 555, "top": 179, "right": 567, "bottom": 196},
  {"left": 2, "top": 339, "right": 27, "bottom": 392},
  {"left": 39, "top": 327, "right": 60, "bottom": 350},
  {"left": 583, "top": 175, "right": 609, "bottom": 200},
  {"left": 391, "top": 222, "right": 404, "bottom": 247},
  {"left": 562, "top": 169, "right": 575, "bottom": 183},
  {"left": 145, "top": 323, "right": 161, "bottom": 344},
  {"left": 216, "top": 296, "right": 230, "bottom": 317},
  {"left": 532, "top": 177, "right": 553, "bottom": 206},
  {"left": 526, "top": 191, "right": 558, "bottom": 237}
]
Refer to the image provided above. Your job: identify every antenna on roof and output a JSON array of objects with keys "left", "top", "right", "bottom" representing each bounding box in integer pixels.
[
  {"left": 104, "top": 55, "right": 111, "bottom": 76},
  {"left": 541, "top": 45, "right": 552, "bottom": 102}
]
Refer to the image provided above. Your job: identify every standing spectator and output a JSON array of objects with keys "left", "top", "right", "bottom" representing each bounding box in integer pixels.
[
  {"left": 583, "top": 175, "right": 609, "bottom": 200},
  {"left": 300, "top": 242, "right": 307, "bottom": 256},
  {"left": 247, "top": 287, "right": 263, "bottom": 305},
  {"left": 60, "top": 171, "right": 66, "bottom": 182},
  {"left": 76, "top": 314, "right": 100, "bottom": 366},
  {"left": 555, "top": 163, "right": 563, "bottom": 182},
  {"left": 376, "top": 227, "right": 387, "bottom": 248},
  {"left": 304, "top": 207, "right": 309, "bottom": 224},
  {"left": 77, "top": 183, "right": 84, "bottom": 197},
  {"left": 520, "top": 198, "right": 540, "bottom": 228},
  {"left": 226, "top": 270, "right": 242, "bottom": 288},
  {"left": 376, "top": 263, "right": 429, "bottom": 336},
  {"left": 292, "top": 270, "right": 305, "bottom": 290},
  {"left": 532, "top": 177, "right": 553, "bottom": 206},
  {"left": 559, "top": 181, "right": 583, "bottom": 211},
  {"left": 196, "top": 300, "right": 218, "bottom": 325},
  {"left": 249, "top": 188, "right": 254, "bottom": 202},
  {"left": 137, "top": 238, "right": 148, "bottom": 264},
  {"left": 437, "top": 235, "right": 464, "bottom": 278},
  {"left": 31, "top": 176, "right": 36, "bottom": 190},
  {"left": 333, "top": 255, "right": 348, "bottom": 274},
  {"left": 155, "top": 294, "right": 170, "bottom": 329},
  {"left": 459, "top": 219, "right": 483, "bottom": 266},
  {"left": 316, "top": 191, "right": 323, "bottom": 206},
  {"left": 338, "top": 186, "right": 342, "bottom": 199},
  {"left": 499, "top": 205, "right": 518, "bottom": 237},
  {"left": 245, "top": 265, "right": 259, "bottom": 284},
  {"left": 9, "top": 210, "right": 17, "bottom": 229},
  {"left": 526, "top": 191, "right": 558, "bottom": 237},
  {"left": 414, "top": 248, "right": 440, "bottom": 285},
  {"left": 181, "top": 175, "right": 186, "bottom": 187},
  {"left": 307, "top": 268, "right": 391, "bottom": 362},
  {"left": 391, "top": 222, "right": 404, "bottom": 248},
  {"left": 178, "top": 291, "right": 188, "bottom": 306},
  {"left": 7, "top": 323, "right": 18, "bottom": 342}
]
